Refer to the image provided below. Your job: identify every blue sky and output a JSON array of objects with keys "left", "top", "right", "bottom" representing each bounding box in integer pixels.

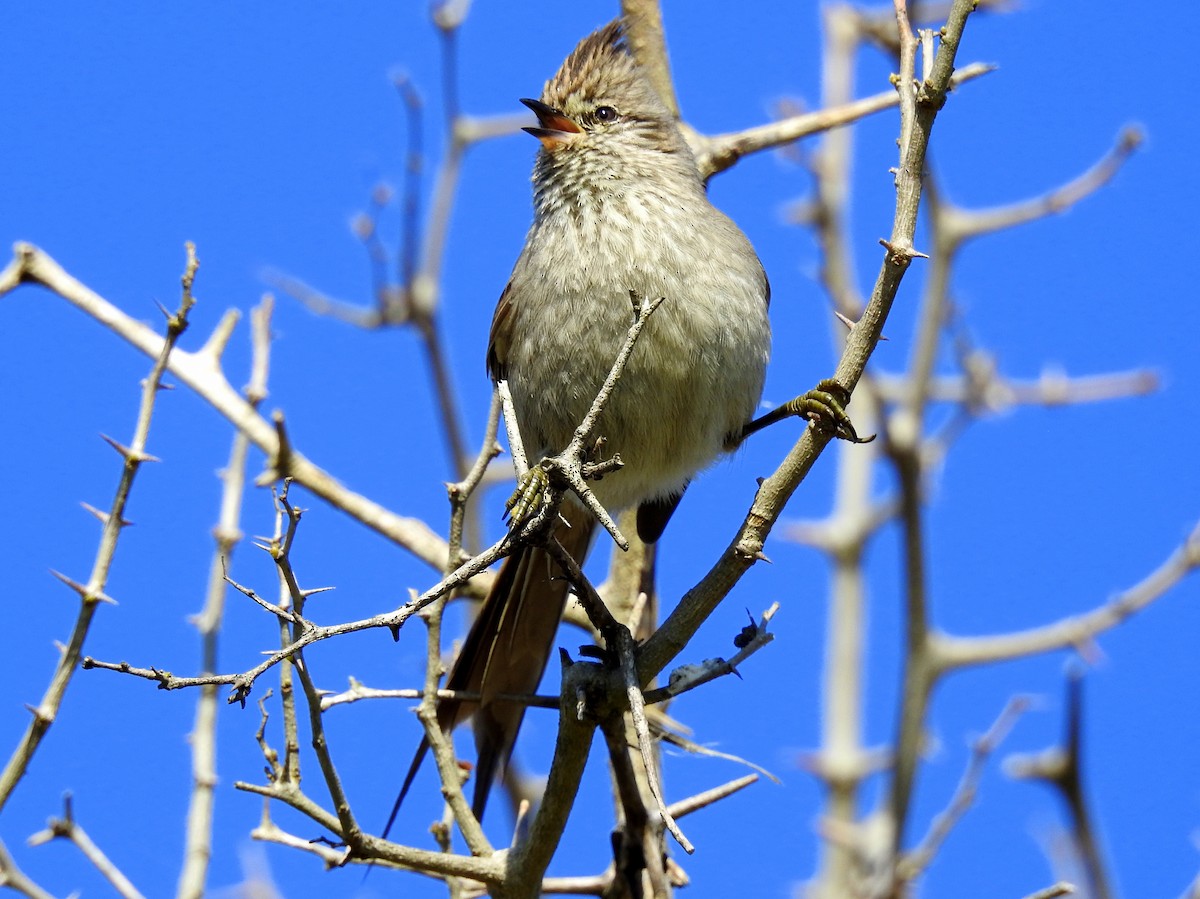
[{"left": 2, "top": 3, "right": 1198, "bottom": 897}]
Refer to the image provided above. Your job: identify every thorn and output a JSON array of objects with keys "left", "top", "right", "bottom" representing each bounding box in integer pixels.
[
  {"left": 878, "top": 238, "right": 930, "bottom": 261},
  {"left": 49, "top": 569, "right": 86, "bottom": 595},
  {"left": 154, "top": 299, "right": 172, "bottom": 320},
  {"left": 388, "top": 623, "right": 401, "bottom": 642},
  {"left": 301, "top": 586, "right": 335, "bottom": 598},
  {"left": 98, "top": 434, "right": 158, "bottom": 463},
  {"left": 80, "top": 502, "right": 132, "bottom": 527},
  {"left": 754, "top": 551, "right": 772, "bottom": 564},
  {"left": 254, "top": 468, "right": 281, "bottom": 488},
  {"left": 577, "top": 645, "right": 607, "bottom": 662},
  {"left": 80, "top": 502, "right": 106, "bottom": 523},
  {"left": 49, "top": 570, "right": 117, "bottom": 604},
  {"left": 100, "top": 433, "right": 133, "bottom": 458}
]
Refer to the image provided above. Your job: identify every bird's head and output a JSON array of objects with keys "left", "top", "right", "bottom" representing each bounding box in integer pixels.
[{"left": 521, "top": 20, "right": 686, "bottom": 160}]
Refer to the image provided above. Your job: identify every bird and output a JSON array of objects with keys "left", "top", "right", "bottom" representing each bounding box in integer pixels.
[{"left": 385, "top": 17, "right": 772, "bottom": 833}]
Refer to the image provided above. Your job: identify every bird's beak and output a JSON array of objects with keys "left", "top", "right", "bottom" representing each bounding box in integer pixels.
[{"left": 520, "top": 98, "right": 582, "bottom": 150}]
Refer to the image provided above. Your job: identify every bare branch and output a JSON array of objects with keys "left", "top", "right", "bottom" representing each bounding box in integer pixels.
[
  {"left": 939, "top": 127, "right": 1143, "bottom": 246},
  {"left": 621, "top": 0, "right": 679, "bottom": 118},
  {"left": 937, "top": 519, "right": 1200, "bottom": 668},
  {"left": 694, "top": 62, "right": 992, "bottom": 180},
  {"left": 177, "top": 297, "right": 269, "bottom": 899},
  {"left": 900, "top": 697, "right": 1031, "bottom": 881}
]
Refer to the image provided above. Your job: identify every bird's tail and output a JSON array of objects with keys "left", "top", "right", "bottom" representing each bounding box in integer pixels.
[{"left": 384, "top": 501, "right": 595, "bottom": 837}]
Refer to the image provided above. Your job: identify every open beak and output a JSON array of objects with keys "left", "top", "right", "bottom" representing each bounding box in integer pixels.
[{"left": 520, "top": 98, "right": 582, "bottom": 150}]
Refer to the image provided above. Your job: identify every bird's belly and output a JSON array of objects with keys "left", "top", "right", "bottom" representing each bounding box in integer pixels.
[{"left": 506, "top": 284, "right": 768, "bottom": 511}]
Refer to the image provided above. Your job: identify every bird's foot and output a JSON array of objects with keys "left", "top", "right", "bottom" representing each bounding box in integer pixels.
[
  {"left": 785, "top": 378, "right": 874, "bottom": 443},
  {"left": 743, "top": 378, "right": 874, "bottom": 444},
  {"left": 503, "top": 465, "right": 551, "bottom": 531},
  {"left": 787, "top": 376, "right": 873, "bottom": 444}
]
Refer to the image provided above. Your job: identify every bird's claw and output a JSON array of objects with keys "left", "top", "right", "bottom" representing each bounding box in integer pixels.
[
  {"left": 504, "top": 466, "right": 550, "bottom": 529},
  {"left": 784, "top": 378, "right": 875, "bottom": 444}
]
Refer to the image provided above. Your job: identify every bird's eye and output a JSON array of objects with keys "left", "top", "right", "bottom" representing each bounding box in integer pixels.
[{"left": 594, "top": 105, "right": 618, "bottom": 123}]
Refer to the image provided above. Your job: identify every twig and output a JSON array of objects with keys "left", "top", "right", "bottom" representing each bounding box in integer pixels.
[
  {"left": 84, "top": 515, "right": 525, "bottom": 704},
  {"left": 1006, "top": 674, "right": 1113, "bottom": 899},
  {"left": 643, "top": 603, "right": 779, "bottom": 703},
  {"left": 899, "top": 697, "right": 1031, "bottom": 881},
  {"left": 693, "top": 62, "right": 992, "bottom": 181},
  {"left": 238, "top": 775, "right": 504, "bottom": 882},
  {"left": 0, "top": 839, "right": 53, "bottom": 899},
  {"left": 873, "top": 365, "right": 1159, "bottom": 412},
  {"left": 177, "top": 295, "right": 273, "bottom": 899},
  {"left": 599, "top": 712, "right": 671, "bottom": 896},
  {"left": 0, "top": 243, "right": 455, "bottom": 575},
  {"left": 867, "top": 1, "right": 985, "bottom": 867},
  {"left": 320, "top": 680, "right": 559, "bottom": 712},
  {"left": 617, "top": 624, "right": 692, "bottom": 853},
  {"left": 666, "top": 774, "right": 759, "bottom": 820},
  {"left": 28, "top": 795, "right": 146, "bottom": 899},
  {"left": 805, "top": 10, "right": 882, "bottom": 892}
]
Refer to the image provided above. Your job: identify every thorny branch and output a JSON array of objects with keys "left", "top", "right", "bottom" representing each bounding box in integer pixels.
[
  {"left": 0, "top": 242, "right": 458, "bottom": 580},
  {"left": 0, "top": 244, "right": 199, "bottom": 814}
]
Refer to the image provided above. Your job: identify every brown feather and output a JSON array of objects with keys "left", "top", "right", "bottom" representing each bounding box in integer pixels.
[
  {"left": 487, "top": 280, "right": 515, "bottom": 380},
  {"left": 386, "top": 500, "right": 595, "bottom": 829}
]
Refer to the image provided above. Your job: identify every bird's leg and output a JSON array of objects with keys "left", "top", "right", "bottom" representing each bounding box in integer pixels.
[{"left": 740, "top": 378, "right": 875, "bottom": 445}]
